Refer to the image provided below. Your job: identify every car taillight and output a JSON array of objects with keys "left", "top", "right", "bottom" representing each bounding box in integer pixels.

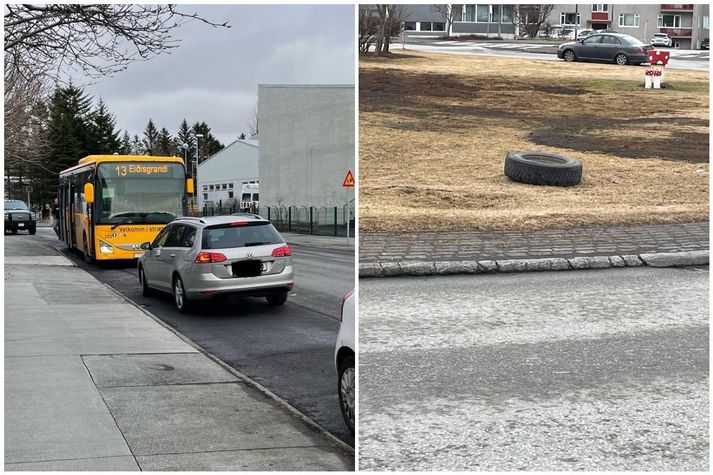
[
  {"left": 340, "top": 289, "right": 354, "bottom": 322},
  {"left": 195, "top": 252, "right": 227, "bottom": 263},
  {"left": 271, "top": 245, "right": 292, "bottom": 257}
]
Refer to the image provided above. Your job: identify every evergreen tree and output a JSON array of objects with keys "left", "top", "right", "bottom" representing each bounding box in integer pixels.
[
  {"left": 118, "top": 131, "right": 132, "bottom": 155},
  {"left": 46, "top": 84, "right": 94, "bottom": 173},
  {"left": 131, "top": 134, "right": 142, "bottom": 155},
  {"left": 155, "top": 127, "right": 174, "bottom": 156},
  {"left": 142, "top": 118, "right": 159, "bottom": 155},
  {"left": 88, "top": 98, "right": 120, "bottom": 154},
  {"left": 191, "top": 121, "right": 224, "bottom": 162},
  {"left": 176, "top": 119, "right": 195, "bottom": 159}
]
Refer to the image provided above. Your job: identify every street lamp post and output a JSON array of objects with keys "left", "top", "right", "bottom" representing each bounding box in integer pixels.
[{"left": 192, "top": 133, "right": 204, "bottom": 212}]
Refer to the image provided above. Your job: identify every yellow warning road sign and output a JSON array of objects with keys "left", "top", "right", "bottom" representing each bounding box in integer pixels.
[{"left": 342, "top": 170, "right": 355, "bottom": 187}]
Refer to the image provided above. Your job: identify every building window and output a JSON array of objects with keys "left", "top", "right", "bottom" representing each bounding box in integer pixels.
[
  {"left": 619, "top": 13, "right": 640, "bottom": 28},
  {"left": 560, "top": 12, "right": 581, "bottom": 25},
  {"left": 658, "top": 14, "right": 681, "bottom": 28},
  {"left": 203, "top": 193, "right": 208, "bottom": 200},
  {"left": 465, "top": 5, "right": 475, "bottom": 22},
  {"left": 228, "top": 183, "right": 234, "bottom": 189},
  {"left": 492, "top": 5, "right": 501, "bottom": 23},
  {"left": 452, "top": 5, "right": 463, "bottom": 22},
  {"left": 209, "top": 184, "right": 214, "bottom": 190},
  {"left": 228, "top": 191, "right": 234, "bottom": 199},
  {"left": 501, "top": 5, "right": 512, "bottom": 23},
  {"left": 704, "top": 16, "right": 709, "bottom": 28},
  {"left": 433, "top": 22, "right": 445, "bottom": 31},
  {"left": 404, "top": 21, "right": 416, "bottom": 31},
  {"left": 476, "top": 5, "right": 489, "bottom": 22},
  {"left": 420, "top": 22, "right": 432, "bottom": 31},
  {"left": 592, "top": 4, "right": 608, "bottom": 12},
  {"left": 222, "top": 184, "right": 227, "bottom": 189},
  {"left": 203, "top": 185, "right": 208, "bottom": 191}
]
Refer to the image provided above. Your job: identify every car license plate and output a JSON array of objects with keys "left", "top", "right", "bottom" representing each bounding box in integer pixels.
[
  {"left": 262, "top": 262, "right": 267, "bottom": 272},
  {"left": 18, "top": 223, "right": 24, "bottom": 227}
]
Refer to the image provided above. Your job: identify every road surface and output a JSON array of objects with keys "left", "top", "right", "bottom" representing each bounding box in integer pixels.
[{"left": 359, "top": 267, "right": 709, "bottom": 470}]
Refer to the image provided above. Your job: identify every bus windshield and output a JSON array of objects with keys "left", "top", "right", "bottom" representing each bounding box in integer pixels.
[{"left": 96, "top": 162, "right": 185, "bottom": 225}]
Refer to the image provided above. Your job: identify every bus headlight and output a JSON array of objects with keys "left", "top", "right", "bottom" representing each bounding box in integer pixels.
[{"left": 99, "top": 240, "right": 114, "bottom": 254}]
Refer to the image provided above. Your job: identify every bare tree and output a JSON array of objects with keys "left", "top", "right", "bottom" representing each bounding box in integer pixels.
[
  {"left": 511, "top": 4, "right": 554, "bottom": 39},
  {"left": 4, "top": 4, "right": 230, "bottom": 82},
  {"left": 358, "top": 6, "right": 380, "bottom": 54},
  {"left": 4, "top": 68, "right": 51, "bottom": 173},
  {"left": 247, "top": 103, "right": 258, "bottom": 138},
  {"left": 373, "top": 5, "right": 406, "bottom": 56},
  {"left": 431, "top": 5, "right": 456, "bottom": 38}
]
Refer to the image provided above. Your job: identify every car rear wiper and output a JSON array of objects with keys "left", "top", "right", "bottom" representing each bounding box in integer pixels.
[{"left": 244, "top": 241, "right": 271, "bottom": 247}]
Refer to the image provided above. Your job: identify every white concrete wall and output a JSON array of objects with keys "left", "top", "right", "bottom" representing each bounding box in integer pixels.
[
  {"left": 197, "top": 139, "right": 259, "bottom": 209},
  {"left": 258, "top": 85, "right": 355, "bottom": 209}
]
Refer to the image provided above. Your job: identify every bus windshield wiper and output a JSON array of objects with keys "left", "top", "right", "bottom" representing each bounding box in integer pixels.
[{"left": 110, "top": 213, "right": 148, "bottom": 229}]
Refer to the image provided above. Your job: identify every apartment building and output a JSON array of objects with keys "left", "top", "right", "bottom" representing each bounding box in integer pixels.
[
  {"left": 397, "top": 4, "right": 709, "bottom": 48},
  {"left": 547, "top": 3, "right": 709, "bottom": 49},
  {"left": 398, "top": 4, "right": 517, "bottom": 38}
]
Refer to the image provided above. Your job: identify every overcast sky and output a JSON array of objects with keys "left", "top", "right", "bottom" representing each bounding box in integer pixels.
[{"left": 82, "top": 4, "right": 355, "bottom": 146}]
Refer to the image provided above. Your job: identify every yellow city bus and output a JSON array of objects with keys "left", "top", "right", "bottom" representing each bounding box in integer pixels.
[{"left": 58, "top": 155, "right": 194, "bottom": 262}]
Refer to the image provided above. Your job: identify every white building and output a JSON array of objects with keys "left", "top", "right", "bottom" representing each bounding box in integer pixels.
[
  {"left": 258, "top": 84, "right": 355, "bottom": 210},
  {"left": 197, "top": 139, "right": 259, "bottom": 210}
]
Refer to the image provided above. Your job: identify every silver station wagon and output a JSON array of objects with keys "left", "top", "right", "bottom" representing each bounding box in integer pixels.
[{"left": 137, "top": 215, "right": 294, "bottom": 313}]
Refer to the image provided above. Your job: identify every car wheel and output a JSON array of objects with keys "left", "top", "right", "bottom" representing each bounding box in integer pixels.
[
  {"left": 338, "top": 355, "right": 355, "bottom": 434},
  {"left": 83, "top": 234, "right": 94, "bottom": 264},
  {"left": 139, "top": 266, "right": 153, "bottom": 297},
  {"left": 505, "top": 151, "right": 582, "bottom": 187},
  {"left": 615, "top": 53, "right": 628, "bottom": 65},
  {"left": 173, "top": 275, "right": 191, "bottom": 313},
  {"left": 266, "top": 291, "right": 288, "bottom": 306},
  {"left": 29, "top": 227, "right": 36, "bottom": 235},
  {"left": 563, "top": 49, "right": 576, "bottom": 62}
]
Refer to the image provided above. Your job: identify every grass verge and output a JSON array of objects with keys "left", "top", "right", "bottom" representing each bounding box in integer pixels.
[{"left": 359, "top": 51, "right": 709, "bottom": 233}]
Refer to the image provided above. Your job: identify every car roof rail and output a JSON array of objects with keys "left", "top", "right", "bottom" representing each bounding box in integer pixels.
[{"left": 175, "top": 216, "right": 206, "bottom": 224}]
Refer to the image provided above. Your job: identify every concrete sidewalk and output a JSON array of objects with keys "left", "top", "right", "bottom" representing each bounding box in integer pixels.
[
  {"left": 360, "top": 222, "right": 709, "bottom": 277},
  {"left": 282, "top": 232, "right": 355, "bottom": 253},
  {"left": 4, "top": 238, "right": 353, "bottom": 471}
]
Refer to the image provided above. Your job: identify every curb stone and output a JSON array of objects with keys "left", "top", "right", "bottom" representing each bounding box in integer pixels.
[{"left": 359, "top": 251, "right": 708, "bottom": 278}]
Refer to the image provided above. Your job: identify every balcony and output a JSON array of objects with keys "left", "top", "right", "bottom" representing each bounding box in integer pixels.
[
  {"left": 660, "top": 4, "right": 694, "bottom": 12},
  {"left": 659, "top": 27, "right": 693, "bottom": 37},
  {"left": 591, "top": 11, "right": 609, "bottom": 21}
]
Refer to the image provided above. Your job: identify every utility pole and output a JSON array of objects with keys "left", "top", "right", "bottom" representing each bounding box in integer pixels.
[
  {"left": 574, "top": 4, "right": 579, "bottom": 39},
  {"left": 192, "top": 133, "right": 204, "bottom": 212}
]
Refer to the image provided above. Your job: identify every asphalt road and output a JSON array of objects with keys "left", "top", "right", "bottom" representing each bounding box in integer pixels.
[
  {"left": 30, "top": 226, "right": 355, "bottom": 446},
  {"left": 359, "top": 267, "right": 709, "bottom": 471},
  {"left": 401, "top": 38, "right": 709, "bottom": 71}
]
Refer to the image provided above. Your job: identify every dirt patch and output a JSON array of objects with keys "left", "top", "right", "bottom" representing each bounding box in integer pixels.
[{"left": 530, "top": 117, "right": 710, "bottom": 163}]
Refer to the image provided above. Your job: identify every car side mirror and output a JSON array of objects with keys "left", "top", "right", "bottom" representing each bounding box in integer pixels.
[{"left": 140, "top": 241, "right": 151, "bottom": 250}]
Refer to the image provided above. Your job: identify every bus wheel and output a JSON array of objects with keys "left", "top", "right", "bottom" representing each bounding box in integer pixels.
[{"left": 83, "top": 234, "right": 94, "bottom": 264}]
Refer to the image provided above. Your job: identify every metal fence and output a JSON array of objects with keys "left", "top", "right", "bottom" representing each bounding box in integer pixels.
[{"left": 196, "top": 201, "right": 355, "bottom": 237}]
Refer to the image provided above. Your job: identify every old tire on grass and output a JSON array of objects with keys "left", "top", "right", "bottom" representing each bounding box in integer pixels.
[{"left": 504, "top": 151, "right": 582, "bottom": 187}]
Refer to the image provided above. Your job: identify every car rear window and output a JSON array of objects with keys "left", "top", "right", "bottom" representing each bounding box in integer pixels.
[{"left": 201, "top": 222, "right": 284, "bottom": 249}]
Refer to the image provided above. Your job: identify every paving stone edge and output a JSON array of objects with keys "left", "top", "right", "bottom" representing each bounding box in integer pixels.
[{"left": 359, "top": 250, "right": 709, "bottom": 278}]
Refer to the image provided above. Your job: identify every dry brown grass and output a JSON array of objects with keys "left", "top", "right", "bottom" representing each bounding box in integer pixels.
[{"left": 359, "top": 51, "right": 709, "bottom": 233}]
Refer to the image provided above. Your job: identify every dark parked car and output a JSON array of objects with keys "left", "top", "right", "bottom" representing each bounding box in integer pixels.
[
  {"left": 558, "top": 32, "right": 652, "bottom": 65},
  {"left": 702, "top": 38, "right": 709, "bottom": 50},
  {"left": 5, "top": 200, "right": 36, "bottom": 235}
]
